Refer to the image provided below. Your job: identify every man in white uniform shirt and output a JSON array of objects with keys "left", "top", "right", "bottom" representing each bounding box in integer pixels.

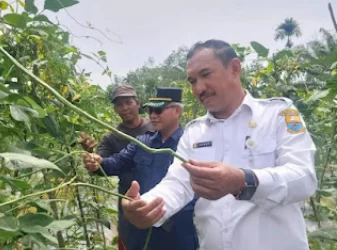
[{"left": 119, "top": 39, "right": 318, "bottom": 250}]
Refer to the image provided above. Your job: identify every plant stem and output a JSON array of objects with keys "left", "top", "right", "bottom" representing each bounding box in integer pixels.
[
  {"left": 309, "top": 197, "right": 321, "bottom": 228},
  {"left": 319, "top": 147, "right": 332, "bottom": 191},
  {"left": 74, "top": 186, "right": 91, "bottom": 248},
  {"left": 67, "top": 146, "right": 91, "bottom": 250},
  {"left": 100, "top": 223, "right": 107, "bottom": 249},
  {"left": 43, "top": 171, "right": 66, "bottom": 248},
  {"left": 53, "top": 150, "right": 86, "bottom": 164},
  {"left": 0, "top": 47, "right": 187, "bottom": 163},
  {"left": 328, "top": 3, "right": 337, "bottom": 33},
  {"left": 0, "top": 176, "right": 77, "bottom": 208},
  {"left": 15, "top": 169, "right": 42, "bottom": 179},
  {"left": 70, "top": 183, "right": 132, "bottom": 201},
  {"left": 316, "top": 108, "right": 337, "bottom": 204},
  {"left": 142, "top": 227, "right": 152, "bottom": 250}
]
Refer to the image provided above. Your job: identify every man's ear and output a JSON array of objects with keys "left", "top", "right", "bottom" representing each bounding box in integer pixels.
[
  {"left": 229, "top": 58, "right": 242, "bottom": 78},
  {"left": 176, "top": 105, "right": 183, "bottom": 117},
  {"left": 135, "top": 98, "right": 143, "bottom": 114}
]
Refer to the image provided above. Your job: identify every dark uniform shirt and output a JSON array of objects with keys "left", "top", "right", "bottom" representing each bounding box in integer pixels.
[
  {"left": 100, "top": 126, "right": 198, "bottom": 250},
  {"left": 96, "top": 117, "right": 151, "bottom": 195}
]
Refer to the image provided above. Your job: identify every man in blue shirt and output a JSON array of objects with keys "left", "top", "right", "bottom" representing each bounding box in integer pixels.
[{"left": 83, "top": 87, "right": 198, "bottom": 250}]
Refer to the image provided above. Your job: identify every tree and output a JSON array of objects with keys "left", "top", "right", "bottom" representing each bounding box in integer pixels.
[
  {"left": 275, "top": 18, "right": 302, "bottom": 48},
  {"left": 109, "top": 46, "right": 189, "bottom": 105}
]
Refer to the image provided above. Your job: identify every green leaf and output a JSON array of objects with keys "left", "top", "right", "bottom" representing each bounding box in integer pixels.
[
  {"left": 0, "top": 90, "right": 8, "bottom": 99},
  {"left": 32, "top": 15, "right": 52, "bottom": 24},
  {"left": 9, "top": 104, "right": 31, "bottom": 130},
  {"left": 274, "top": 50, "right": 293, "bottom": 60},
  {"left": 0, "top": 152, "right": 64, "bottom": 174},
  {"left": 250, "top": 41, "right": 269, "bottom": 58},
  {"left": 317, "top": 188, "right": 334, "bottom": 197},
  {"left": 308, "top": 229, "right": 337, "bottom": 242},
  {"left": 60, "top": 32, "right": 70, "bottom": 43},
  {"left": 4, "top": 94, "right": 46, "bottom": 117},
  {"left": 8, "top": 4, "right": 14, "bottom": 12},
  {"left": 306, "top": 89, "right": 330, "bottom": 103},
  {"left": 10, "top": 104, "right": 38, "bottom": 121},
  {"left": 42, "top": 115, "right": 60, "bottom": 138},
  {"left": 25, "top": 0, "right": 38, "bottom": 14},
  {"left": 44, "top": 0, "right": 79, "bottom": 12},
  {"left": 105, "top": 208, "right": 118, "bottom": 215},
  {"left": 330, "top": 61, "right": 337, "bottom": 70},
  {"left": 265, "top": 61, "right": 274, "bottom": 73},
  {"left": 33, "top": 200, "right": 54, "bottom": 214},
  {"left": 0, "top": 175, "right": 31, "bottom": 190},
  {"left": 18, "top": 213, "right": 54, "bottom": 228},
  {"left": 0, "top": 215, "right": 21, "bottom": 239},
  {"left": 19, "top": 96, "right": 47, "bottom": 118},
  {"left": 0, "top": 230, "right": 21, "bottom": 239},
  {"left": 3, "top": 242, "right": 18, "bottom": 250},
  {"left": 98, "top": 51, "right": 106, "bottom": 57},
  {"left": 0, "top": 83, "right": 10, "bottom": 94},
  {"left": 22, "top": 234, "right": 49, "bottom": 250},
  {"left": 8, "top": 145, "right": 31, "bottom": 155},
  {"left": 4, "top": 13, "right": 27, "bottom": 29},
  {"left": 0, "top": 1, "right": 9, "bottom": 10},
  {"left": 21, "top": 226, "right": 58, "bottom": 244},
  {"left": 46, "top": 219, "right": 76, "bottom": 232},
  {"left": 0, "top": 215, "right": 19, "bottom": 232}
]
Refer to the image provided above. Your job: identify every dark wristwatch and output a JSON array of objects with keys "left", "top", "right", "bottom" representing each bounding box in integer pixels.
[{"left": 234, "top": 168, "right": 259, "bottom": 200}]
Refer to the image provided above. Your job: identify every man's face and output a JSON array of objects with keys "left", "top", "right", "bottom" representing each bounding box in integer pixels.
[
  {"left": 186, "top": 48, "right": 241, "bottom": 114},
  {"left": 147, "top": 104, "right": 180, "bottom": 132},
  {"left": 113, "top": 97, "right": 140, "bottom": 123}
]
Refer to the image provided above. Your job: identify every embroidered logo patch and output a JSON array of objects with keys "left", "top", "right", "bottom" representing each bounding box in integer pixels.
[
  {"left": 192, "top": 141, "right": 212, "bottom": 149},
  {"left": 280, "top": 109, "right": 306, "bottom": 134}
]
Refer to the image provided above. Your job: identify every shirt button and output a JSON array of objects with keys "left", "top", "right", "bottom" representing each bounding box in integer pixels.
[{"left": 223, "top": 228, "right": 229, "bottom": 233}]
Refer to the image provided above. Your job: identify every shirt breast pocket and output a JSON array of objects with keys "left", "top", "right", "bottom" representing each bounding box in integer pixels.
[
  {"left": 242, "top": 138, "right": 277, "bottom": 169},
  {"left": 133, "top": 153, "right": 154, "bottom": 191},
  {"left": 134, "top": 153, "right": 153, "bottom": 168},
  {"left": 133, "top": 153, "right": 153, "bottom": 176}
]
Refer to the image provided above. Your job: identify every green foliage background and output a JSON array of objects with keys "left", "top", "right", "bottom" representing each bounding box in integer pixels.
[{"left": 0, "top": 1, "right": 337, "bottom": 250}]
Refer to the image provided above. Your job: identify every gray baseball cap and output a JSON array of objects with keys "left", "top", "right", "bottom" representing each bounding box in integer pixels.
[{"left": 110, "top": 84, "right": 137, "bottom": 103}]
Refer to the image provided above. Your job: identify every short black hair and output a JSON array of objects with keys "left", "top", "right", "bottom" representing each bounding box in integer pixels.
[{"left": 187, "top": 39, "right": 238, "bottom": 66}]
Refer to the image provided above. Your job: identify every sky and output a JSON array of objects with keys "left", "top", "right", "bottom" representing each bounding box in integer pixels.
[{"left": 38, "top": 0, "right": 336, "bottom": 89}]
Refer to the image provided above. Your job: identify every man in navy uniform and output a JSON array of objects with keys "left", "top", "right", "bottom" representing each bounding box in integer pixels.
[{"left": 83, "top": 87, "right": 198, "bottom": 250}]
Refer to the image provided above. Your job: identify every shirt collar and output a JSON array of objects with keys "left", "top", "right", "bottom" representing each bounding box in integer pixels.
[{"left": 204, "top": 89, "right": 256, "bottom": 123}]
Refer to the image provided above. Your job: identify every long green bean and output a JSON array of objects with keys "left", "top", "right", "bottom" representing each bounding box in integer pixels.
[{"left": 0, "top": 47, "right": 187, "bottom": 163}]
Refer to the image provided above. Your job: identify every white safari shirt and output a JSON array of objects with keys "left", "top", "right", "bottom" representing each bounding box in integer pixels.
[{"left": 142, "top": 92, "right": 317, "bottom": 250}]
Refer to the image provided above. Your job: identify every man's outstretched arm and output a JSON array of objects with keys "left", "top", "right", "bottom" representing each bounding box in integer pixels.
[
  {"left": 82, "top": 142, "right": 137, "bottom": 176},
  {"left": 121, "top": 133, "right": 195, "bottom": 228}
]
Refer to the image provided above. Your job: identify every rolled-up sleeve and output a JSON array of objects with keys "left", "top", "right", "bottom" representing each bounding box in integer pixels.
[
  {"left": 141, "top": 132, "right": 195, "bottom": 227},
  {"left": 251, "top": 105, "right": 318, "bottom": 208}
]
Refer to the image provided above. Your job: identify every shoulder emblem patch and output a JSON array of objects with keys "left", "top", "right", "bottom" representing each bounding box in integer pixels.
[{"left": 280, "top": 109, "right": 306, "bottom": 134}]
